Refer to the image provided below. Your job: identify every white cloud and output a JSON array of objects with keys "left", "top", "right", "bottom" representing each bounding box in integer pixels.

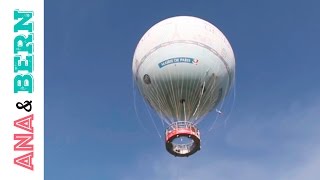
[
  {"left": 280, "top": 145, "right": 320, "bottom": 180},
  {"left": 123, "top": 95, "right": 320, "bottom": 180}
]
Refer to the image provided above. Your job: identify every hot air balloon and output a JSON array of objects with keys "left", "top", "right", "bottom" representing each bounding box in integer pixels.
[{"left": 132, "top": 16, "right": 235, "bottom": 157}]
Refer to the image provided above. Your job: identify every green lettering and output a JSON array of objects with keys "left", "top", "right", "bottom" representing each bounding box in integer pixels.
[
  {"left": 14, "top": 74, "right": 34, "bottom": 93},
  {"left": 14, "top": 55, "right": 33, "bottom": 73},
  {"left": 14, "top": 34, "right": 33, "bottom": 54},
  {"left": 14, "top": 10, "right": 34, "bottom": 32}
]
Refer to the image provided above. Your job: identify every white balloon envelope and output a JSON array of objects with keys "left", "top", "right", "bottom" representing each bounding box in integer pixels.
[{"left": 132, "top": 16, "right": 235, "bottom": 157}]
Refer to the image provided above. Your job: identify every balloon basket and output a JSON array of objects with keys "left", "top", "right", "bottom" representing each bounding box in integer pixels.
[{"left": 165, "top": 121, "right": 201, "bottom": 157}]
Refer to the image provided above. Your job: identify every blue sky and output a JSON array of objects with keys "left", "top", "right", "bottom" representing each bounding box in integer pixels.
[{"left": 45, "top": 0, "right": 320, "bottom": 179}]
